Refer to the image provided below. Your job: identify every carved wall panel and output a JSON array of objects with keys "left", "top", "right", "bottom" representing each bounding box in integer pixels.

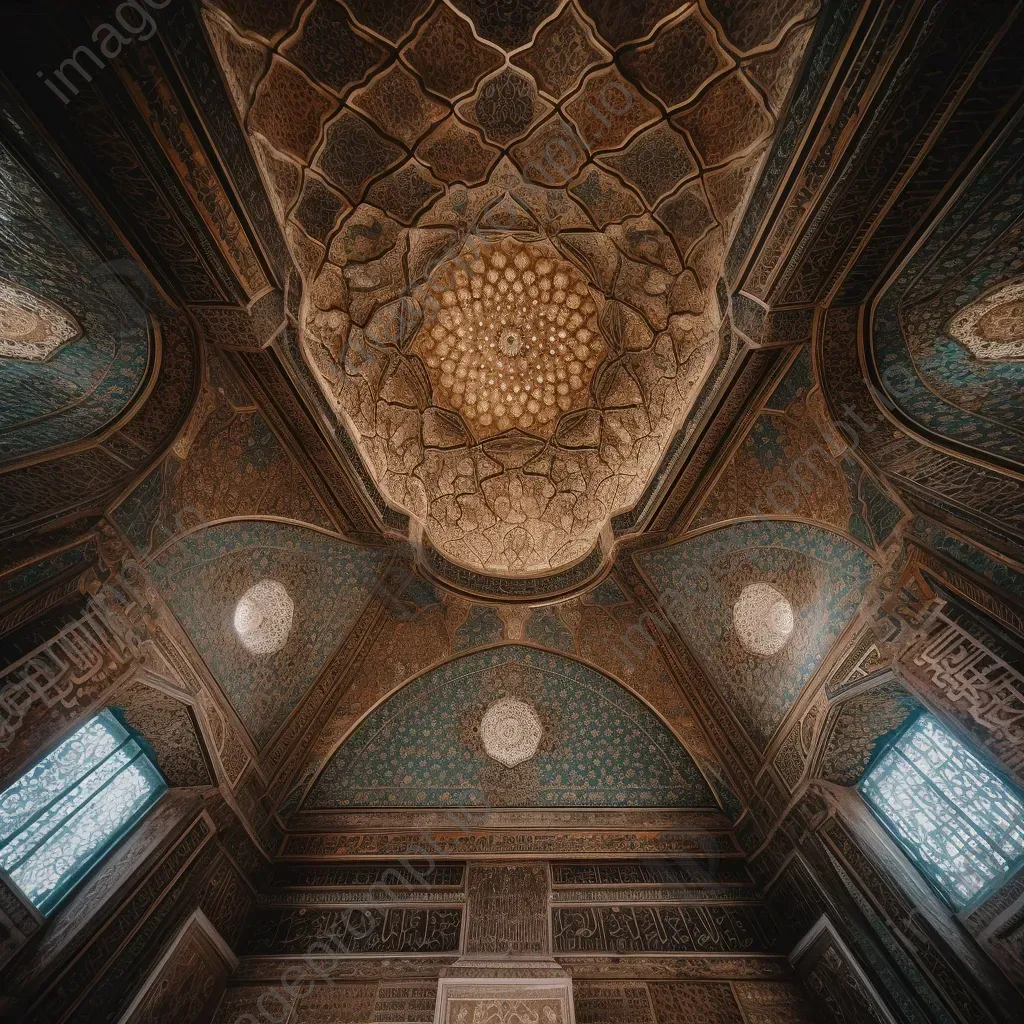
[
  {"left": 268, "top": 862, "right": 466, "bottom": 891},
  {"left": 113, "top": 678, "right": 213, "bottom": 787},
  {"left": 731, "top": 981, "right": 820, "bottom": 1024},
  {"left": 573, "top": 981, "right": 654, "bottom": 1024},
  {"left": 645, "top": 982, "right": 743, "bottom": 1024},
  {"left": 242, "top": 906, "right": 464, "bottom": 957},
  {"left": 119, "top": 911, "right": 236, "bottom": 1024},
  {"left": 282, "top": 828, "right": 738, "bottom": 860},
  {"left": 434, "top": 978, "right": 575, "bottom": 1024},
  {"left": 551, "top": 905, "right": 778, "bottom": 955},
  {"left": 212, "top": 984, "right": 293, "bottom": 1024},
  {"left": 550, "top": 861, "right": 751, "bottom": 888},
  {"left": 4, "top": 797, "right": 243, "bottom": 1024},
  {"left": 465, "top": 864, "right": 549, "bottom": 955},
  {"left": 896, "top": 603, "right": 1024, "bottom": 782},
  {"left": 0, "top": 588, "right": 149, "bottom": 785},
  {"left": 292, "top": 982, "right": 379, "bottom": 1024},
  {"left": 791, "top": 920, "right": 894, "bottom": 1024},
  {"left": 374, "top": 982, "right": 438, "bottom": 1023}
]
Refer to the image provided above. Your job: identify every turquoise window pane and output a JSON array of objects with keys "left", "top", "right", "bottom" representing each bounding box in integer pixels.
[
  {"left": 860, "top": 713, "right": 1024, "bottom": 909},
  {"left": 0, "top": 709, "right": 166, "bottom": 914}
]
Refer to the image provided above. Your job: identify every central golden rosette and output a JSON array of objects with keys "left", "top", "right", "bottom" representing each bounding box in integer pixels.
[{"left": 413, "top": 238, "right": 606, "bottom": 440}]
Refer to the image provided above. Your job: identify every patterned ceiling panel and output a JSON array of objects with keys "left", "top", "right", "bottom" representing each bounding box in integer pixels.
[
  {"left": 636, "top": 521, "right": 878, "bottom": 751},
  {"left": 306, "top": 644, "right": 717, "bottom": 808},
  {"left": 111, "top": 358, "right": 335, "bottom": 555},
  {"left": 113, "top": 680, "right": 213, "bottom": 788},
  {"left": 872, "top": 120, "right": 1024, "bottom": 469},
  {"left": 817, "top": 680, "right": 922, "bottom": 787},
  {"left": 148, "top": 520, "right": 389, "bottom": 746},
  {"left": 693, "top": 347, "right": 905, "bottom": 551},
  {"left": 0, "top": 137, "right": 151, "bottom": 465},
  {"left": 202, "top": 0, "right": 819, "bottom": 579}
]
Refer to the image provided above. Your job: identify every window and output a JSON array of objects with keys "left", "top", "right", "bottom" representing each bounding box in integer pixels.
[
  {"left": 860, "top": 712, "right": 1024, "bottom": 909},
  {"left": 0, "top": 709, "right": 166, "bottom": 914}
]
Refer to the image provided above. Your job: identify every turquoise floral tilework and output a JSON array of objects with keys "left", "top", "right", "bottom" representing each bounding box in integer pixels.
[
  {"left": 525, "top": 607, "right": 575, "bottom": 654},
  {"left": 765, "top": 346, "right": 813, "bottom": 411},
  {"left": 910, "top": 519, "right": 1024, "bottom": 603},
  {"left": 0, "top": 540, "right": 96, "bottom": 605},
  {"left": 0, "top": 139, "right": 150, "bottom": 461},
  {"left": 454, "top": 604, "right": 505, "bottom": 652},
  {"left": 307, "top": 645, "right": 716, "bottom": 809},
  {"left": 148, "top": 521, "right": 389, "bottom": 746},
  {"left": 637, "top": 521, "right": 877, "bottom": 750},
  {"left": 872, "top": 122, "right": 1024, "bottom": 463}
]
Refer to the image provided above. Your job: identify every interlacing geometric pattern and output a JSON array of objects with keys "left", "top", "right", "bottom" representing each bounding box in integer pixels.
[
  {"left": 860, "top": 713, "right": 1024, "bottom": 908},
  {"left": 203, "top": 0, "right": 820, "bottom": 577},
  {"left": 0, "top": 710, "right": 166, "bottom": 913}
]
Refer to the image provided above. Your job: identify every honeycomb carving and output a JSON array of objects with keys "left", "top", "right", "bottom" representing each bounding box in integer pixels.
[
  {"left": 412, "top": 238, "right": 605, "bottom": 439},
  {"left": 207, "top": 0, "right": 817, "bottom": 579},
  {"left": 302, "top": 165, "right": 719, "bottom": 575}
]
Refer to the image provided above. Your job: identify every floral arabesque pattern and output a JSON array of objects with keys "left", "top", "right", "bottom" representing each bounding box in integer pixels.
[{"left": 306, "top": 645, "right": 717, "bottom": 808}]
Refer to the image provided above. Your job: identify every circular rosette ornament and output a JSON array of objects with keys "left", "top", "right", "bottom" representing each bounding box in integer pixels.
[
  {"left": 233, "top": 579, "right": 294, "bottom": 655},
  {"left": 480, "top": 697, "right": 543, "bottom": 767},
  {"left": 413, "top": 237, "right": 605, "bottom": 439},
  {"left": 733, "top": 582, "right": 794, "bottom": 657}
]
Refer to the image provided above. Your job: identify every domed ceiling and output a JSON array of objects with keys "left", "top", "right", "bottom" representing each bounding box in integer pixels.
[{"left": 203, "top": 0, "right": 817, "bottom": 577}]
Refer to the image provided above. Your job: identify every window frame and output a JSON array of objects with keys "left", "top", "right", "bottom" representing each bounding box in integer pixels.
[
  {"left": 0, "top": 708, "right": 167, "bottom": 916},
  {"left": 858, "top": 709, "right": 1024, "bottom": 912}
]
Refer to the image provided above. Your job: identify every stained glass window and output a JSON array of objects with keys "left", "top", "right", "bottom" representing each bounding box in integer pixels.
[
  {"left": 0, "top": 709, "right": 166, "bottom": 914},
  {"left": 860, "top": 712, "right": 1024, "bottom": 909}
]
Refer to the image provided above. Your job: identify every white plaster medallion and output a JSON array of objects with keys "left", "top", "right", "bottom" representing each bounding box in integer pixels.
[{"left": 480, "top": 697, "right": 542, "bottom": 767}]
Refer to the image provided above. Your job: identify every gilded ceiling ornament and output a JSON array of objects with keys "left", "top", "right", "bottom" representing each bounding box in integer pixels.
[
  {"left": 233, "top": 579, "right": 294, "bottom": 655},
  {"left": 414, "top": 238, "right": 605, "bottom": 439},
  {"left": 946, "top": 279, "right": 1024, "bottom": 361},
  {"left": 222, "top": 0, "right": 808, "bottom": 581},
  {"left": 480, "top": 696, "right": 542, "bottom": 767},
  {"left": 733, "top": 582, "right": 794, "bottom": 657},
  {"left": 0, "top": 280, "right": 80, "bottom": 361}
]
